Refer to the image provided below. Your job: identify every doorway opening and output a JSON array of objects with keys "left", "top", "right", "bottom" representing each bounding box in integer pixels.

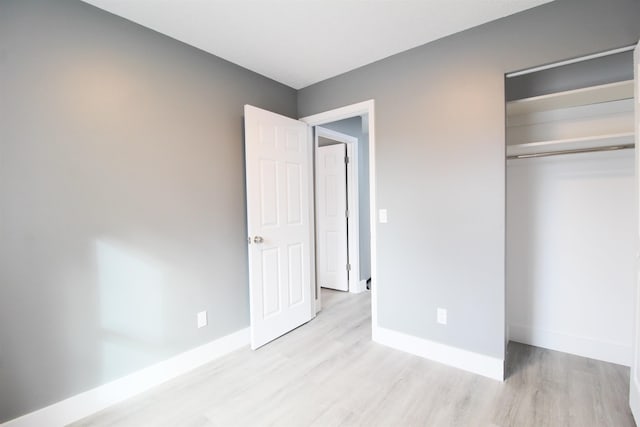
[
  {"left": 243, "top": 101, "right": 377, "bottom": 349},
  {"left": 315, "top": 125, "right": 369, "bottom": 295},
  {"left": 300, "top": 100, "right": 377, "bottom": 328}
]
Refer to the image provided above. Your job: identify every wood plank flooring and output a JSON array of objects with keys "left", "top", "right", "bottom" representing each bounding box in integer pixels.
[{"left": 72, "top": 289, "right": 635, "bottom": 427}]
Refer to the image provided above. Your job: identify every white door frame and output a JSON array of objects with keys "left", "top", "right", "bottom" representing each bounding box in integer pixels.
[
  {"left": 630, "top": 40, "right": 640, "bottom": 423},
  {"left": 300, "top": 99, "right": 377, "bottom": 331},
  {"left": 315, "top": 126, "right": 364, "bottom": 294}
]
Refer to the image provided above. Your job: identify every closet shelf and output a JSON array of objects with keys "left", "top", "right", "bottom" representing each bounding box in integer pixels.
[
  {"left": 506, "top": 80, "right": 634, "bottom": 116},
  {"left": 506, "top": 132, "right": 634, "bottom": 157}
]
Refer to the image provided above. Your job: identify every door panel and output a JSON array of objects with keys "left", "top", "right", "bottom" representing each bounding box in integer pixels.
[
  {"left": 288, "top": 243, "right": 304, "bottom": 306},
  {"left": 286, "top": 163, "right": 302, "bottom": 224},
  {"left": 259, "top": 159, "right": 278, "bottom": 226},
  {"left": 316, "top": 143, "right": 349, "bottom": 291},
  {"left": 244, "top": 105, "right": 313, "bottom": 349},
  {"left": 261, "top": 247, "right": 281, "bottom": 318}
]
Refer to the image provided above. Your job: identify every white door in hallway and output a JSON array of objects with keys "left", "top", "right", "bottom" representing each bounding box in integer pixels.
[
  {"left": 244, "top": 105, "right": 314, "bottom": 349},
  {"left": 316, "top": 143, "right": 349, "bottom": 291}
]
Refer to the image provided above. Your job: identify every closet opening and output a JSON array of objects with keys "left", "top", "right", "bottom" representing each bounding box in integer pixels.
[{"left": 505, "top": 47, "right": 636, "bottom": 368}]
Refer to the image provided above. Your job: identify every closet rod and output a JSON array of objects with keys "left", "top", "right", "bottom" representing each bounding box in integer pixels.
[{"left": 507, "top": 143, "right": 635, "bottom": 160}]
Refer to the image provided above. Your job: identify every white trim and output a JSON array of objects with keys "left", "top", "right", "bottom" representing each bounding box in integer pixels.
[
  {"left": 345, "top": 139, "right": 360, "bottom": 291},
  {"left": 3, "top": 329, "right": 250, "bottom": 427},
  {"left": 315, "top": 126, "right": 358, "bottom": 143},
  {"left": 353, "top": 279, "right": 367, "bottom": 294},
  {"left": 300, "top": 99, "right": 377, "bottom": 330},
  {"left": 315, "top": 126, "right": 361, "bottom": 294},
  {"left": 301, "top": 100, "right": 374, "bottom": 125},
  {"left": 306, "top": 126, "right": 319, "bottom": 315},
  {"left": 509, "top": 324, "right": 631, "bottom": 366},
  {"left": 506, "top": 45, "right": 635, "bottom": 78},
  {"left": 373, "top": 326, "right": 504, "bottom": 381},
  {"left": 632, "top": 39, "right": 640, "bottom": 425},
  {"left": 631, "top": 376, "right": 640, "bottom": 423}
]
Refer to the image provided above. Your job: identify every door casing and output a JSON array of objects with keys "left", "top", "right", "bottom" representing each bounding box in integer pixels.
[
  {"left": 629, "top": 40, "right": 640, "bottom": 423},
  {"left": 300, "top": 100, "right": 377, "bottom": 330}
]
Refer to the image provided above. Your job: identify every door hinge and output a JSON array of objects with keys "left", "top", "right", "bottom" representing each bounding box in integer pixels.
[
  {"left": 347, "top": 263, "right": 351, "bottom": 271},
  {"left": 345, "top": 209, "right": 349, "bottom": 218},
  {"left": 345, "top": 156, "right": 350, "bottom": 164}
]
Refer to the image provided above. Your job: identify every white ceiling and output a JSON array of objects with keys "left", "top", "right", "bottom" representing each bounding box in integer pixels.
[{"left": 82, "top": 0, "right": 553, "bottom": 89}]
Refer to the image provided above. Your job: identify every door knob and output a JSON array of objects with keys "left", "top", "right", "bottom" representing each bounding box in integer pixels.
[{"left": 253, "top": 236, "right": 264, "bottom": 244}]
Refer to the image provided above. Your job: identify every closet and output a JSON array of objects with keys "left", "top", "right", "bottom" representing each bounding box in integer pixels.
[{"left": 505, "top": 48, "right": 636, "bottom": 366}]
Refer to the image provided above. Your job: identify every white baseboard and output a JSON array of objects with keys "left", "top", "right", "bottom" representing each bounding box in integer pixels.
[
  {"left": 509, "top": 323, "right": 631, "bottom": 366},
  {"left": 631, "top": 375, "right": 640, "bottom": 424},
  {"left": 373, "top": 326, "right": 504, "bottom": 381},
  {"left": 350, "top": 279, "right": 367, "bottom": 294},
  {"left": 3, "top": 328, "right": 250, "bottom": 427}
]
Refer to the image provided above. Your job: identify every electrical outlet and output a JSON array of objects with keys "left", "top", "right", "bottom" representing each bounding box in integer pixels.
[
  {"left": 437, "top": 308, "right": 447, "bottom": 325},
  {"left": 197, "top": 310, "right": 208, "bottom": 328},
  {"left": 379, "top": 209, "right": 388, "bottom": 223}
]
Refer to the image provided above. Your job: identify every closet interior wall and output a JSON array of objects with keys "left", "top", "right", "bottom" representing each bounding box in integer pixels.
[{"left": 505, "top": 50, "right": 636, "bottom": 366}]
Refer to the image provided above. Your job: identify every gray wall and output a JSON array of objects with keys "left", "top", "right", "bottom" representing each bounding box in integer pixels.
[
  {"left": 0, "top": 0, "right": 296, "bottom": 422},
  {"left": 321, "top": 117, "right": 371, "bottom": 282},
  {"left": 506, "top": 50, "right": 634, "bottom": 100},
  {"left": 2, "top": 0, "right": 640, "bottom": 422},
  {"left": 298, "top": 0, "right": 640, "bottom": 360}
]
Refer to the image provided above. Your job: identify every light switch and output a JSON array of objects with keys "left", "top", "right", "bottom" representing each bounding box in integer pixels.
[
  {"left": 197, "top": 311, "right": 208, "bottom": 328},
  {"left": 437, "top": 308, "right": 447, "bottom": 325},
  {"left": 379, "top": 209, "right": 388, "bottom": 223}
]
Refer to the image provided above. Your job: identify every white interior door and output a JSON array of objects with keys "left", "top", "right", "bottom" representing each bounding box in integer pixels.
[
  {"left": 631, "top": 40, "right": 640, "bottom": 422},
  {"left": 244, "top": 105, "right": 314, "bottom": 349},
  {"left": 316, "top": 143, "right": 349, "bottom": 291}
]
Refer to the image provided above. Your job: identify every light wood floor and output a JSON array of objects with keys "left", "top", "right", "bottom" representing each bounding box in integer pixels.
[{"left": 73, "top": 289, "right": 635, "bottom": 427}]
